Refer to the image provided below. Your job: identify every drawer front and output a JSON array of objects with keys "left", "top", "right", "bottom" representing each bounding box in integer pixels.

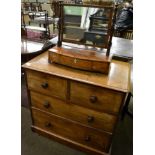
[
  {"left": 26, "top": 70, "right": 67, "bottom": 100},
  {"left": 32, "top": 108, "right": 112, "bottom": 152},
  {"left": 31, "top": 91, "right": 117, "bottom": 132},
  {"left": 50, "top": 53, "right": 92, "bottom": 71},
  {"left": 70, "top": 81, "right": 125, "bottom": 114}
]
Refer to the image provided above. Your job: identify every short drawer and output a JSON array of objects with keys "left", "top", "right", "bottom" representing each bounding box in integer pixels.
[
  {"left": 30, "top": 91, "right": 117, "bottom": 132},
  {"left": 49, "top": 53, "right": 92, "bottom": 71},
  {"left": 26, "top": 70, "right": 67, "bottom": 100},
  {"left": 70, "top": 81, "right": 125, "bottom": 114},
  {"left": 32, "top": 108, "right": 112, "bottom": 153}
]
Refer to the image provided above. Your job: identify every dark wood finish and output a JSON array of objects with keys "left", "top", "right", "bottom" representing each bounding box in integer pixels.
[
  {"left": 30, "top": 91, "right": 117, "bottom": 132},
  {"left": 110, "top": 37, "right": 133, "bottom": 58},
  {"left": 21, "top": 39, "right": 44, "bottom": 64},
  {"left": 52, "top": 1, "right": 60, "bottom": 17},
  {"left": 21, "top": 38, "right": 54, "bottom": 64},
  {"left": 57, "top": 1, "right": 63, "bottom": 47},
  {"left": 62, "top": 3, "right": 114, "bottom": 8},
  {"left": 48, "top": 46, "right": 111, "bottom": 74},
  {"left": 32, "top": 108, "right": 112, "bottom": 153}
]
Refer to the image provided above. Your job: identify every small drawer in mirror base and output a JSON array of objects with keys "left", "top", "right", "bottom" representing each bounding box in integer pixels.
[{"left": 48, "top": 47, "right": 111, "bottom": 74}]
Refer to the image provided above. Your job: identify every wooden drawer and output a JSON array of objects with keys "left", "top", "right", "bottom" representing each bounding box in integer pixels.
[
  {"left": 26, "top": 70, "right": 67, "bottom": 100},
  {"left": 70, "top": 81, "right": 125, "bottom": 114},
  {"left": 48, "top": 47, "right": 111, "bottom": 74},
  {"left": 32, "top": 108, "right": 112, "bottom": 153},
  {"left": 49, "top": 53, "right": 92, "bottom": 71},
  {"left": 30, "top": 91, "right": 117, "bottom": 132}
]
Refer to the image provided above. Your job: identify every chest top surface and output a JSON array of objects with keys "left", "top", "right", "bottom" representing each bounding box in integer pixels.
[{"left": 22, "top": 51, "right": 131, "bottom": 92}]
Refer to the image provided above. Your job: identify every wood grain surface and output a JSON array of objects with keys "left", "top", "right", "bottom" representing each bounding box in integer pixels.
[
  {"left": 32, "top": 108, "right": 112, "bottom": 153},
  {"left": 22, "top": 51, "right": 131, "bottom": 92},
  {"left": 30, "top": 91, "right": 117, "bottom": 132},
  {"left": 70, "top": 81, "right": 125, "bottom": 114},
  {"left": 22, "top": 50, "right": 131, "bottom": 155},
  {"left": 48, "top": 46, "right": 111, "bottom": 74},
  {"left": 27, "top": 70, "right": 67, "bottom": 100}
]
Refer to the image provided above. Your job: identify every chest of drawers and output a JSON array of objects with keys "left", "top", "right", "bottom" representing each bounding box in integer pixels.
[{"left": 23, "top": 52, "right": 130, "bottom": 155}]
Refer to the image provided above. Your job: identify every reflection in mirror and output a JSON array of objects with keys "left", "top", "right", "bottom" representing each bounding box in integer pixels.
[{"left": 62, "top": 5, "right": 113, "bottom": 48}]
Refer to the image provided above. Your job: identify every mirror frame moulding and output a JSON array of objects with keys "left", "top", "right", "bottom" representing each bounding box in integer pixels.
[{"left": 57, "top": 2, "right": 117, "bottom": 56}]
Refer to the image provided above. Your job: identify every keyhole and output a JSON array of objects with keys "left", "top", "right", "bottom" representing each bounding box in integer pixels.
[{"left": 74, "top": 59, "right": 77, "bottom": 63}]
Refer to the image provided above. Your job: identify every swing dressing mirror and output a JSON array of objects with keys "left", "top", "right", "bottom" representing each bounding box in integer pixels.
[{"left": 59, "top": 3, "right": 115, "bottom": 51}]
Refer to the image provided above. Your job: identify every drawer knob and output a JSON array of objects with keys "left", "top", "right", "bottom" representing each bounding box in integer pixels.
[
  {"left": 41, "top": 82, "right": 48, "bottom": 89},
  {"left": 87, "top": 116, "right": 94, "bottom": 123},
  {"left": 45, "top": 122, "right": 52, "bottom": 128},
  {"left": 43, "top": 101, "right": 50, "bottom": 108},
  {"left": 89, "top": 96, "right": 98, "bottom": 103},
  {"left": 84, "top": 136, "right": 91, "bottom": 142}
]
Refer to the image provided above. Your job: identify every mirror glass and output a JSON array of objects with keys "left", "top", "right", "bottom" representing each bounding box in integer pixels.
[{"left": 62, "top": 5, "right": 113, "bottom": 48}]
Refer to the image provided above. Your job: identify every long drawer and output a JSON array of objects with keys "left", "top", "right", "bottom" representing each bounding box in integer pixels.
[
  {"left": 26, "top": 70, "right": 67, "bottom": 100},
  {"left": 32, "top": 108, "right": 112, "bottom": 153},
  {"left": 70, "top": 81, "right": 125, "bottom": 114},
  {"left": 30, "top": 91, "right": 117, "bottom": 132}
]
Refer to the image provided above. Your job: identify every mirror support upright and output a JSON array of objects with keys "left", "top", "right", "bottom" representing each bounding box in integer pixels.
[
  {"left": 57, "top": 1, "right": 63, "bottom": 47},
  {"left": 106, "top": 4, "right": 118, "bottom": 56}
]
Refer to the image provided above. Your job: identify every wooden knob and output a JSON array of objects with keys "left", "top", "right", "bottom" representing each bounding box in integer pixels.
[
  {"left": 43, "top": 101, "right": 50, "bottom": 108},
  {"left": 45, "top": 122, "right": 52, "bottom": 128},
  {"left": 41, "top": 82, "right": 48, "bottom": 89},
  {"left": 89, "top": 96, "right": 98, "bottom": 103},
  {"left": 87, "top": 116, "right": 94, "bottom": 123},
  {"left": 84, "top": 136, "right": 91, "bottom": 142}
]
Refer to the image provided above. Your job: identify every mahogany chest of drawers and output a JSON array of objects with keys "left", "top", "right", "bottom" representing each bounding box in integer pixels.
[{"left": 22, "top": 51, "right": 130, "bottom": 155}]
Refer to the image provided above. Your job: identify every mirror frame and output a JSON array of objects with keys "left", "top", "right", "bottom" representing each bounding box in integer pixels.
[{"left": 57, "top": 2, "right": 116, "bottom": 56}]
